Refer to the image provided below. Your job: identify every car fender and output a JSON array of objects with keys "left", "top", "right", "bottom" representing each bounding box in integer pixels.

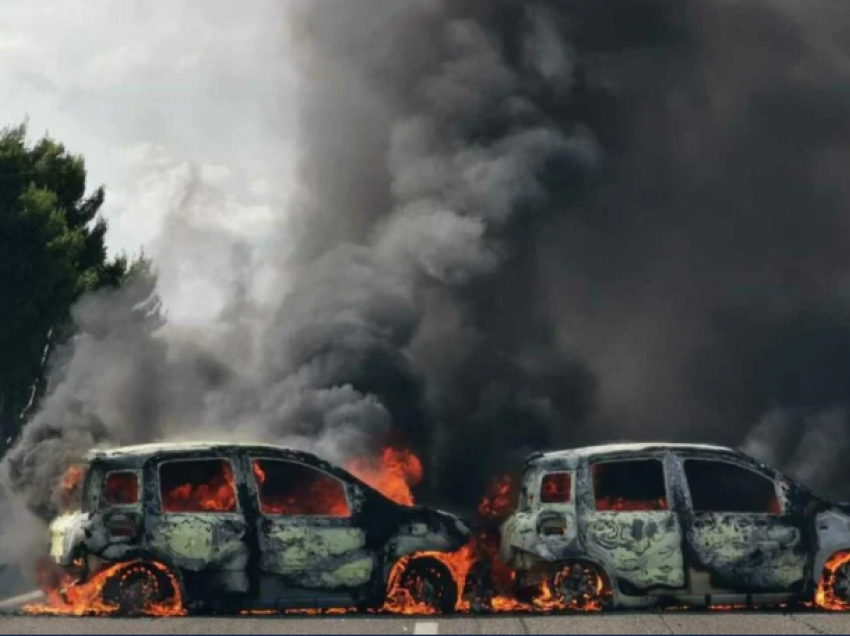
[
  {"left": 387, "top": 508, "right": 471, "bottom": 560},
  {"left": 813, "top": 509, "right": 850, "bottom": 583},
  {"left": 50, "top": 511, "right": 90, "bottom": 566},
  {"left": 500, "top": 509, "right": 579, "bottom": 565}
]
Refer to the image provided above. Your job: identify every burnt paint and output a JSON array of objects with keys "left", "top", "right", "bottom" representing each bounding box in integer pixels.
[
  {"left": 68, "top": 444, "right": 470, "bottom": 610},
  {"left": 506, "top": 444, "right": 842, "bottom": 606}
]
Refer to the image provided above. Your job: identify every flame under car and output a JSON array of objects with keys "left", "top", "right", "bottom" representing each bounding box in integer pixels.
[
  {"left": 498, "top": 443, "right": 850, "bottom": 611},
  {"left": 47, "top": 442, "right": 471, "bottom": 615}
]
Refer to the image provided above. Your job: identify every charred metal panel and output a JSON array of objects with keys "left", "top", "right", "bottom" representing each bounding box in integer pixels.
[
  {"left": 55, "top": 441, "right": 471, "bottom": 606},
  {"left": 685, "top": 512, "right": 806, "bottom": 589},
  {"left": 389, "top": 512, "right": 471, "bottom": 558},
  {"left": 499, "top": 510, "right": 579, "bottom": 565},
  {"left": 583, "top": 512, "right": 685, "bottom": 589},
  {"left": 499, "top": 463, "right": 579, "bottom": 567},
  {"left": 575, "top": 452, "right": 686, "bottom": 591},
  {"left": 258, "top": 521, "right": 375, "bottom": 588},
  {"left": 149, "top": 515, "right": 248, "bottom": 568},
  {"left": 814, "top": 510, "right": 850, "bottom": 583},
  {"left": 262, "top": 524, "right": 367, "bottom": 565}
]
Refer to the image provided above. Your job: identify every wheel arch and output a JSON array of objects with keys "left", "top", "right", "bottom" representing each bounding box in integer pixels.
[
  {"left": 813, "top": 546, "right": 850, "bottom": 584},
  {"left": 99, "top": 556, "right": 187, "bottom": 606},
  {"left": 385, "top": 553, "right": 460, "bottom": 614}
]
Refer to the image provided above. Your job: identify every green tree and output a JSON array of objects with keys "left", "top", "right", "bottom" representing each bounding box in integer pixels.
[{"left": 0, "top": 122, "right": 128, "bottom": 452}]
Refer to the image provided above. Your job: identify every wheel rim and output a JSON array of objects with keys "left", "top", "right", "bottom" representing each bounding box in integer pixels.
[
  {"left": 117, "top": 566, "right": 162, "bottom": 614},
  {"left": 403, "top": 569, "right": 442, "bottom": 607},
  {"left": 834, "top": 563, "right": 850, "bottom": 602},
  {"left": 396, "top": 557, "right": 456, "bottom": 614},
  {"left": 554, "top": 563, "right": 604, "bottom": 609}
]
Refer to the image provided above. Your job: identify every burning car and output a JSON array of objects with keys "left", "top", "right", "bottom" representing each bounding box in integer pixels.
[
  {"left": 498, "top": 442, "right": 850, "bottom": 611},
  {"left": 46, "top": 442, "right": 471, "bottom": 615}
]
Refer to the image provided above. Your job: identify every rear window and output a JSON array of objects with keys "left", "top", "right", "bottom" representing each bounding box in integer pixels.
[
  {"left": 540, "top": 473, "right": 572, "bottom": 503},
  {"left": 159, "top": 459, "right": 237, "bottom": 513},
  {"left": 103, "top": 472, "right": 139, "bottom": 505}
]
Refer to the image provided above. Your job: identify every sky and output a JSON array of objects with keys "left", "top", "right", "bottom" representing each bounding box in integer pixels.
[{"left": 0, "top": 0, "right": 298, "bottom": 324}]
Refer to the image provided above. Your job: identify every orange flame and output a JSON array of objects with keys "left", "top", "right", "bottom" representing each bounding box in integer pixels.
[
  {"left": 29, "top": 449, "right": 617, "bottom": 617},
  {"left": 478, "top": 474, "right": 516, "bottom": 519},
  {"left": 162, "top": 460, "right": 236, "bottom": 513},
  {"left": 347, "top": 447, "right": 423, "bottom": 506},
  {"left": 816, "top": 551, "right": 850, "bottom": 611},
  {"left": 24, "top": 559, "right": 185, "bottom": 617},
  {"left": 595, "top": 496, "right": 667, "bottom": 512},
  {"left": 57, "top": 465, "right": 85, "bottom": 512},
  {"left": 252, "top": 460, "right": 350, "bottom": 517}
]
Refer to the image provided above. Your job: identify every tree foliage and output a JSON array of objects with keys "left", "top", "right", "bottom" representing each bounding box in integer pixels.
[{"left": 0, "top": 122, "right": 129, "bottom": 450}]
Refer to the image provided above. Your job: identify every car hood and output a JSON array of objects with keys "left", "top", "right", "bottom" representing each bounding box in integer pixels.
[{"left": 400, "top": 505, "right": 472, "bottom": 546}]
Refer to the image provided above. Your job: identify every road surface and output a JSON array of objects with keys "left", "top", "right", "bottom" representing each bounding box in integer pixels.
[
  {"left": 5, "top": 592, "right": 850, "bottom": 634},
  {"left": 4, "top": 608, "right": 850, "bottom": 634}
]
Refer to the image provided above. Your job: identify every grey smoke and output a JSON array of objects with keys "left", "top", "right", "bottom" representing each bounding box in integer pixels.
[{"left": 5, "top": 0, "right": 850, "bottom": 547}]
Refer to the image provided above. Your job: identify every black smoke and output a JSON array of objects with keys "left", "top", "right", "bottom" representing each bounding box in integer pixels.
[
  {"left": 282, "top": 0, "right": 850, "bottom": 503},
  {"left": 5, "top": 0, "right": 850, "bottom": 533}
]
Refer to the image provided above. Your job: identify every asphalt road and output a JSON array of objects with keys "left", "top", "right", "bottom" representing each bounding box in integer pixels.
[
  {"left": 4, "top": 610, "right": 850, "bottom": 634},
  {"left": 4, "top": 591, "right": 850, "bottom": 634}
]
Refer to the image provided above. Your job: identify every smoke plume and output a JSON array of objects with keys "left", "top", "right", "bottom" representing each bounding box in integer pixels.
[{"left": 5, "top": 0, "right": 850, "bottom": 543}]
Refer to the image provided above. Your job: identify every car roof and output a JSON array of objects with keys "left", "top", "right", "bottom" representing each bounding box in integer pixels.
[
  {"left": 527, "top": 442, "right": 741, "bottom": 469},
  {"left": 544, "top": 442, "right": 734, "bottom": 458},
  {"left": 84, "top": 441, "right": 316, "bottom": 467}
]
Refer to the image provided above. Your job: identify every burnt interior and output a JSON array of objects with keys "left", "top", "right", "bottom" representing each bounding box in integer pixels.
[
  {"left": 159, "top": 459, "right": 237, "bottom": 513},
  {"left": 103, "top": 472, "right": 139, "bottom": 506},
  {"left": 69, "top": 445, "right": 472, "bottom": 613},
  {"left": 252, "top": 459, "right": 350, "bottom": 517},
  {"left": 540, "top": 473, "right": 572, "bottom": 504},
  {"left": 684, "top": 459, "right": 781, "bottom": 514},
  {"left": 46, "top": 443, "right": 849, "bottom": 614},
  {"left": 592, "top": 459, "right": 668, "bottom": 511}
]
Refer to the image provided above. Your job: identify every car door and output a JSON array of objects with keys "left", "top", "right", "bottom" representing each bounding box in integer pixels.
[
  {"left": 247, "top": 454, "right": 376, "bottom": 591},
  {"left": 678, "top": 455, "right": 807, "bottom": 592},
  {"left": 146, "top": 453, "right": 251, "bottom": 593},
  {"left": 579, "top": 454, "right": 686, "bottom": 591}
]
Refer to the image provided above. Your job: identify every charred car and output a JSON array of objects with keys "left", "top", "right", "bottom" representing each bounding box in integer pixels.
[
  {"left": 48, "top": 442, "right": 470, "bottom": 614},
  {"left": 499, "top": 443, "right": 850, "bottom": 610}
]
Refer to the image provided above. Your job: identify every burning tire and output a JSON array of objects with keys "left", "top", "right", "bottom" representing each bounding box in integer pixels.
[
  {"left": 102, "top": 562, "right": 178, "bottom": 616},
  {"left": 817, "top": 551, "right": 850, "bottom": 610},
  {"left": 553, "top": 562, "right": 611, "bottom": 611},
  {"left": 396, "top": 556, "right": 458, "bottom": 615}
]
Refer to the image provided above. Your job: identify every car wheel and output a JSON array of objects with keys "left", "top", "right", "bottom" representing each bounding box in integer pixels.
[
  {"left": 104, "top": 562, "right": 177, "bottom": 616},
  {"left": 553, "top": 562, "right": 611, "bottom": 610},
  {"left": 817, "top": 552, "right": 850, "bottom": 610},
  {"left": 398, "top": 556, "right": 458, "bottom": 615}
]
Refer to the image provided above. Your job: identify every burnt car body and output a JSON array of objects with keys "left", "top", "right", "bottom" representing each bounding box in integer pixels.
[
  {"left": 499, "top": 443, "right": 850, "bottom": 609},
  {"left": 49, "top": 442, "right": 470, "bottom": 613}
]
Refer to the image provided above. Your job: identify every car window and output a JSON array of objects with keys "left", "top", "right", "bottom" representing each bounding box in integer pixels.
[
  {"left": 540, "top": 472, "right": 572, "bottom": 503},
  {"left": 252, "top": 459, "right": 350, "bottom": 517},
  {"left": 159, "top": 459, "right": 238, "bottom": 513},
  {"left": 102, "top": 471, "right": 139, "bottom": 506},
  {"left": 684, "top": 459, "right": 781, "bottom": 514},
  {"left": 592, "top": 459, "right": 668, "bottom": 511}
]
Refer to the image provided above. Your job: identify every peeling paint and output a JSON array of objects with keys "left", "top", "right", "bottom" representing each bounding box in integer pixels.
[
  {"left": 49, "top": 442, "right": 470, "bottom": 610},
  {"left": 584, "top": 512, "right": 685, "bottom": 589},
  {"left": 501, "top": 442, "right": 850, "bottom": 608},
  {"left": 686, "top": 513, "right": 806, "bottom": 589}
]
